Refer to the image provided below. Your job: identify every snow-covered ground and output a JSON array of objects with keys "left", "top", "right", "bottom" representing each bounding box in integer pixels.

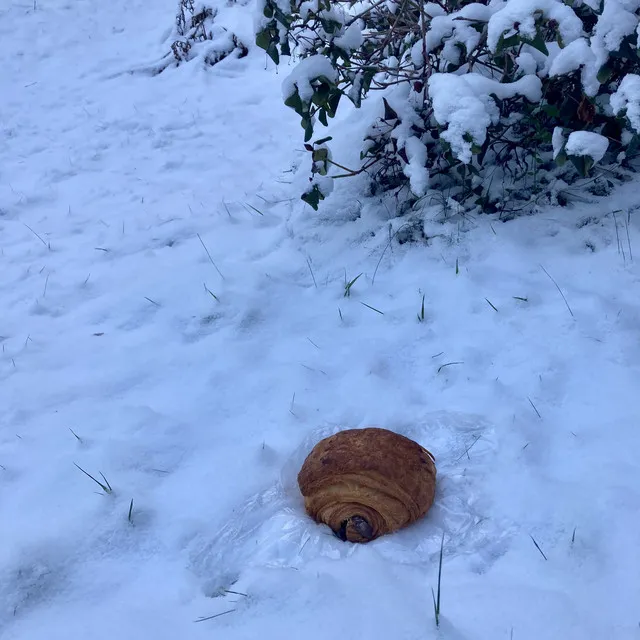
[{"left": 2, "top": 1, "right": 640, "bottom": 638}]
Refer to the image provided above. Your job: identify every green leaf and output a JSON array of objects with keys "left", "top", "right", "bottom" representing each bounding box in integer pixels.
[
  {"left": 528, "top": 30, "right": 549, "bottom": 56},
  {"left": 327, "top": 90, "right": 341, "bottom": 116},
  {"left": 255, "top": 28, "right": 272, "bottom": 52},
  {"left": 496, "top": 32, "right": 521, "bottom": 54},
  {"left": 596, "top": 64, "right": 613, "bottom": 83},
  {"left": 314, "top": 136, "right": 333, "bottom": 145},
  {"left": 320, "top": 18, "right": 342, "bottom": 34},
  {"left": 284, "top": 90, "right": 304, "bottom": 116},
  {"left": 312, "top": 81, "right": 331, "bottom": 106},
  {"left": 272, "top": 4, "right": 293, "bottom": 27},
  {"left": 541, "top": 103, "right": 560, "bottom": 117},
  {"left": 302, "top": 184, "right": 325, "bottom": 210},
  {"left": 554, "top": 150, "right": 566, "bottom": 166},
  {"left": 303, "top": 118, "right": 314, "bottom": 142},
  {"left": 568, "top": 153, "right": 594, "bottom": 177},
  {"left": 266, "top": 42, "right": 279, "bottom": 65},
  {"left": 318, "top": 108, "right": 328, "bottom": 127},
  {"left": 362, "top": 67, "right": 376, "bottom": 94},
  {"left": 312, "top": 147, "right": 329, "bottom": 162},
  {"left": 467, "top": 162, "right": 480, "bottom": 175},
  {"left": 382, "top": 97, "right": 398, "bottom": 121}
]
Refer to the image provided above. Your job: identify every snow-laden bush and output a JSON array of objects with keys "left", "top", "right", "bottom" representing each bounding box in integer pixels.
[
  {"left": 255, "top": 0, "right": 640, "bottom": 213},
  {"left": 155, "top": 0, "right": 248, "bottom": 73}
]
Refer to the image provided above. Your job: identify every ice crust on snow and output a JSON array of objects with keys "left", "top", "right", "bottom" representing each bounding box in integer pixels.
[{"left": 565, "top": 130, "right": 609, "bottom": 162}]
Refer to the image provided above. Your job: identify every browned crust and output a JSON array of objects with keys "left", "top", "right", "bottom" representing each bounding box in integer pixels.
[{"left": 297, "top": 427, "right": 436, "bottom": 542}]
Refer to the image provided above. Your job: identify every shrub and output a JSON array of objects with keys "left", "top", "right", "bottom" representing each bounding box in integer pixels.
[
  {"left": 155, "top": 0, "right": 248, "bottom": 74},
  {"left": 255, "top": 0, "right": 640, "bottom": 214}
]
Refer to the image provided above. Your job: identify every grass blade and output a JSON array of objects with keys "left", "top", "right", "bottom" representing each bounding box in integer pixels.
[
  {"left": 528, "top": 396, "right": 542, "bottom": 419},
  {"left": 194, "top": 609, "right": 236, "bottom": 623},
  {"left": 437, "top": 361, "right": 463, "bottom": 374},
  {"left": 485, "top": 298, "right": 498, "bottom": 312},
  {"left": 74, "top": 463, "right": 112, "bottom": 494},
  {"left": 360, "top": 301, "right": 384, "bottom": 315},
  {"left": 432, "top": 532, "right": 445, "bottom": 627},
  {"left": 530, "top": 534, "right": 548, "bottom": 560},
  {"left": 418, "top": 294, "right": 425, "bottom": 322},
  {"left": 197, "top": 233, "right": 225, "bottom": 280},
  {"left": 344, "top": 273, "right": 362, "bottom": 297},
  {"left": 540, "top": 265, "right": 574, "bottom": 318}
]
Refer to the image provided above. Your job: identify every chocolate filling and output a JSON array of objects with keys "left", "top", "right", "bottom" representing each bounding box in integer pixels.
[{"left": 336, "top": 515, "right": 374, "bottom": 542}]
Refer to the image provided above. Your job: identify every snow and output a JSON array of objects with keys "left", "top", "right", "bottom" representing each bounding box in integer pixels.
[
  {"left": 565, "top": 131, "right": 609, "bottom": 162},
  {"left": 334, "top": 19, "right": 364, "bottom": 53},
  {"left": 424, "top": 4, "right": 492, "bottom": 62},
  {"left": 547, "top": 0, "right": 640, "bottom": 97},
  {"left": 549, "top": 38, "right": 599, "bottom": 97},
  {"left": 515, "top": 51, "right": 538, "bottom": 76},
  {"left": 590, "top": 0, "right": 639, "bottom": 68},
  {"left": 299, "top": 0, "right": 321, "bottom": 19},
  {"left": 410, "top": 40, "right": 425, "bottom": 69},
  {"left": 611, "top": 73, "right": 640, "bottom": 132},
  {"left": 487, "top": 0, "right": 583, "bottom": 52},
  {"left": 282, "top": 55, "right": 338, "bottom": 102},
  {"left": 2, "top": 1, "right": 640, "bottom": 640},
  {"left": 552, "top": 126, "right": 565, "bottom": 159},
  {"left": 428, "top": 73, "right": 542, "bottom": 163},
  {"left": 402, "top": 136, "right": 429, "bottom": 197},
  {"left": 424, "top": 2, "right": 446, "bottom": 17}
]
